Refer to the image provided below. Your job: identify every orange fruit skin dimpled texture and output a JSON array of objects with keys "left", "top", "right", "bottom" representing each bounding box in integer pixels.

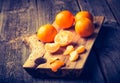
[
  {"left": 75, "top": 18, "right": 94, "bottom": 37},
  {"left": 37, "top": 24, "right": 57, "bottom": 43},
  {"left": 55, "top": 10, "right": 74, "bottom": 29},
  {"left": 75, "top": 11, "right": 93, "bottom": 22}
]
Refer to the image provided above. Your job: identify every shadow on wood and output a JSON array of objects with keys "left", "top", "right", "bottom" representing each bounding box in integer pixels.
[
  {"left": 22, "top": 45, "right": 99, "bottom": 80},
  {"left": 23, "top": 67, "right": 82, "bottom": 79}
]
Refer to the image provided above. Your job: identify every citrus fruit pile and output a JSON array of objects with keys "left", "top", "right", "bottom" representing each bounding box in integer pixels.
[
  {"left": 36, "top": 10, "right": 94, "bottom": 72},
  {"left": 37, "top": 10, "right": 94, "bottom": 43}
]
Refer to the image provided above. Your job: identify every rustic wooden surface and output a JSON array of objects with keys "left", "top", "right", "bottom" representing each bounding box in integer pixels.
[
  {"left": 0, "top": 0, "right": 120, "bottom": 83},
  {"left": 23, "top": 16, "right": 104, "bottom": 78}
]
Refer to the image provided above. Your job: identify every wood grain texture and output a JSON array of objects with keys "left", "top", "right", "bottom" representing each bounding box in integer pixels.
[
  {"left": 0, "top": 0, "right": 120, "bottom": 83},
  {"left": 0, "top": 0, "right": 38, "bottom": 83},
  {"left": 23, "top": 16, "right": 104, "bottom": 78},
  {"left": 94, "top": 24, "right": 120, "bottom": 83},
  {"left": 106, "top": 0, "right": 120, "bottom": 25}
]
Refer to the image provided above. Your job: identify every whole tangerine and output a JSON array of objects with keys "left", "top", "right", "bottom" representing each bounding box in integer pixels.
[
  {"left": 75, "top": 11, "right": 93, "bottom": 22},
  {"left": 75, "top": 18, "right": 94, "bottom": 37},
  {"left": 54, "top": 10, "right": 74, "bottom": 29},
  {"left": 37, "top": 24, "right": 57, "bottom": 43}
]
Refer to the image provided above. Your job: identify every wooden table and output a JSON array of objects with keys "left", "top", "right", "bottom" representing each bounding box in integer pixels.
[{"left": 0, "top": 0, "right": 120, "bottom": 83}]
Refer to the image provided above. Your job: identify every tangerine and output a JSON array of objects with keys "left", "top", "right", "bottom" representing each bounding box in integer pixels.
[
  {"left": 63, "top": 45, "right": 74, "bottom": 55},
  {"left": 37, "top": 24, "right": 57, "bottom": 43},
  {"left": 54, "top": 10, "right": 74, "bottom": 29},
  {"left": 45, "top": 43, "right": 60, "bottom": 53},
  {"left": 75, "top": 18, "right": 94, "bottom": 37},
  {"left": 75, "top": 11, "right": 93, "bottom": 22},
  {"left": 54, "top": 30, "right": 73, "bottom": 46},
  {"left": 50, "top": 60, "right": 65, "bottom": 72}
]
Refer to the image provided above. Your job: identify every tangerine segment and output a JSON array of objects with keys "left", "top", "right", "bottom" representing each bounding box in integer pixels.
[
  {"left": 50, "top": 60, "right": 65, "bottom": 72},
  {"left": 75, "top": 11, "right": 93, "bottom": 22},
  {"left": 63, "top": 45, "right": 74, "bottom": 55},
  {"left": 49, "top": 57, "right": 59, "bottom": 64},
  {"left": 75, "top": 18, "right": 94, "bottom": 37},
  {"left": 69, "top": 51, "right": 79, "bottom": 62},
  {"left": 54, "top": 30, "right": 73, "bottom": 46},
  {"left": 55, "top": 10, "right": 74, "bottom": 29},
  {"left": 76, "top": 45, "right": 86, "bottom": 54},
  {"left": 45, "top": 43, "right": 60, "bottom": 53},
  {"left": 37, "top": 24, "right": 57, "bottom": 43}
]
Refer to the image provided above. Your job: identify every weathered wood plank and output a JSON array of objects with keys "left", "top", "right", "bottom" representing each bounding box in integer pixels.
[
  {"left": 106, "top": 0, "right": 120, "bottom": 25},
  {"left": 0, "top": 0, "right": 39, "bottom": 83},
  {"left": 0, "top": 1, "right": 9, "bottom": 82},
  {"left": 20, "top": 0, "right": 40, "bottom": 83},
  {"left": 94, "top": 25, "right": 120, "bottom": 83},
  {"left": 0, "top": 0, "right": 3, "bottom": 13},
  {"left": 0, "top": 0, "right": 13, "bottom": 82},
  {"left": 79, "top": 49, "right": 105, "bottom": 83},
  {"left": 0, "top": 42, "right": 6, "bottom": 82}
]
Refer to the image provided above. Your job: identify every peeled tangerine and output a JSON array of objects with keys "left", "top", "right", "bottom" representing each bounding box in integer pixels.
[
  {"left": 44, "top": 43, "right": 60, "bottom": 53},
  {"left": 54, "top": 30, "right": 73, "bottom": 46},
  {"left": 50, "top": 60, "right": 65, "bottom": 72}
]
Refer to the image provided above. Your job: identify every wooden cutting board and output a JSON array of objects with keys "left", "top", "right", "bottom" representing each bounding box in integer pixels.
[{"left": 23, "top": 16, "right": 104, "bottom": 78}]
